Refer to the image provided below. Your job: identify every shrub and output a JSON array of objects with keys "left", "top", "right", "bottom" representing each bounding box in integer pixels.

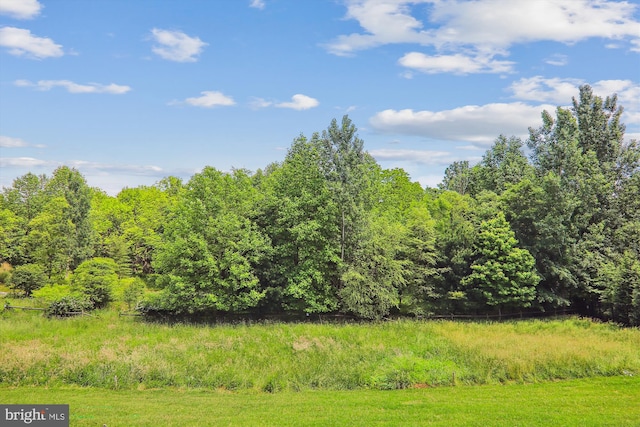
[
  {"left": 122, "top": 278, "right": 146, "bottom": 310},
  {"left": 135, "top": 292, "right": 169, "bottom": 317},
  {"left": 71, "top": 258, "right": 118, "bottom": 309},
  {"left": 9, "top": 263, "right": 47, "bottom": 296},
  {"left": 32, "top": 284, "right": 72, "bottom": 303},
  {"left": 46, "top": 296, "right": 92, "bottom": 317}
]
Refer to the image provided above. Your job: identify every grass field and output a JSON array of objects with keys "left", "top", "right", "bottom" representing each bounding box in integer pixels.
[
  {"left": 2, "top": 377, "right": 639, "bottom": 426},
  {"left": 1, "top": 307, "right": 639, "bottom": 391},
  {"left": 1, "top": 305, "right": 639, "bottom": 425}
]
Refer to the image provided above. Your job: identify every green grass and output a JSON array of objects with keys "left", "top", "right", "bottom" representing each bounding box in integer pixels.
[
  {"left": 2, "top": 307, "right": 639, "bottom": 425},
  {"left": 1, "top": 307, "right": 639, "bottom": 391},
  {"left": 2, "top": 377, "right": 639, "bottom": 426}
]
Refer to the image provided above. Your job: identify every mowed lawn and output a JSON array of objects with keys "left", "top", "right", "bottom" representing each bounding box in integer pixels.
[{"left": 2, "top": 376, "right": 639, "bottom": 426}]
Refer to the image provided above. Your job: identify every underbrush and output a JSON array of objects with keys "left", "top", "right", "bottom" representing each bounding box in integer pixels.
[{"left": 0, "top": 310, "right": 638, "bottom": 391}]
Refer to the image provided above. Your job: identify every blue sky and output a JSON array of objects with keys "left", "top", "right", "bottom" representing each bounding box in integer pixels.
[{"left": 1, "top": 0, "right": 639, "bottom": 195}]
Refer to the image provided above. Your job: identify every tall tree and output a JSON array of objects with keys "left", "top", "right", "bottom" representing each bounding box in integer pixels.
[
  {"left": 426, "top": 190, "right": 477, "bottom": 312},
  {"left": 338, "top": 216, "right": 404, "bottom": 319},
  {"left": 473, "top": 135, "right": 533, "bottom": 195},
  {"left": 90, "top": 190, "right": 131, "bottom": 276},
  {"left": 461, "top": 212, "right": 539, "bottom": 314},
  {"left": 25, "top": 197, "right": 74, "bottom": 279},
  {"left": 46, "top": 167, "right": 94, "bottom": 269},
  {"left": 318, "top": 115, "right": 374, "bottom": 263},
  {"left": 152, "top": 168, "right": 270, "bottom": 314},
  {"left": 397, "top": 204, "right": 438, "bottom": 315},
  {"left": 258, "top": 135, "right": 341, "bottom": 314},
  {"left": 0, "top": 173, "right": 49, "bottom": 265},
  {"left": 440, "top": 161, "right": 472, "bottom": 195},
  {"left": 118, "top": 186, "right": 171, "bottom": 275},
  {"left": 1, "top": 172, "right": 48, "bottom": 224},
  {"left": 522, "top": 85, "right": 640, "bottom": 315}
]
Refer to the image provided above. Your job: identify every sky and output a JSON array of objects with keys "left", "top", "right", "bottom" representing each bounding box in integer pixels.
[{"left": 1, "top": 0, "right": 639, "bottom": 195}]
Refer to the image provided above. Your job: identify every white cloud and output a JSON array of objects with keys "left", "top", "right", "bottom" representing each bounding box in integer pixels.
[
  {"left": 324, "top": 0, "right": 640, "bottom": 75},
  {"left": 0, "top": 135, "right": 27, "bottom": 147},
  {"left": 399, "top": 51, "right": 514, "bottom": 74},
  {"left": 66, "top": 160, "right": 166, "bottom": 176},
  {"left": 150, "top": 28, "right": 207, "bottom": 62},
  {"left": 327, "top": 0, "right": 640, "bottom": 55},
  {"left": 275, "top": 94, "right": 319, "bottom": 110},
  {"left": 249, "top": 0, "right": 265, "bottom": 10},
  {"left": 0, "top": 157, "right": 166, "bottom": 173},
  {"left": 0, "top": 0, "right": 41, "bottom": 19},
  {"left": 370, "top": 148, "right": 454, "bottom": 166},
  {"left": 545, "top": 54, "right": 568, "bottom": 66},
  {"left": 370, "top": 102, "right": 556, "bottom": 145},
  {"left": 509, "top": 77, "right": 640, "bottom": 124},
  {"left": 426, "top": 0, "right": 640, "bottom": 48},
  {"left": 323, "top": 0, "right": 432, "bottom": 56},
  {"left": 509, "top": 76, "right": 582, "bottom": 104},
  {"left": 0, "top": 157, "right": 198, "bottom": 196},
  {"left": 175, "top": 91, "right": 236, "bottom": 108},
  {"left": 0, "top": 26, "right": 63, "bottom": 59},
  {"left": 15, "top": 79, "right": 131, "bottom": 94},
  {"left": 0, "top": 156, "right": 49, "bottom": 168},
  {"left": 249, "top": 97, "right": 273, "bottom": 109}
]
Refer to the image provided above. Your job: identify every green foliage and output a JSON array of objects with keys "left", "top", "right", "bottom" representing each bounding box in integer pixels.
[
  {"left": 258, "top": 136, "right": 340, "bottom": 314},
  {"left": 45, "top": 296, "right": 92, "bottom": 317},
  {"left": 32, "top": 284, "right": 71, "bottom": 303},
  {"left": 426, "top": 190, "right": 477, "bottom": 312},
  {"left": 9, "top": 263, "right": 47, "bottom": 296},
  {"left": 0, "top": 262, "right": 12, "bottom": 285},
  {"left": 319, "top": 115, "right": 375, "bottom": 264},
  {"left": 46, "top": 166, "right": 94, "bottom": 269},
  {"left": 440, "top": 160, "right": 472, "bottom": 195},
  {"left": 4, "top": 97, "right": 639, "bottom": 323},
  {"left": 471, "top": 135, "right": 533, "bottom": 195},
  {"left": 71, "top": 257, "right": 118, "bottom": 309},
  {"left": 24, "top": 197, "right": 74, "bottom": 279},
  {"left": 152, "top": 168, "right": 270, "bottom": 314},
  {"left": 461, "top": 213, "right": 539, "bottom": 312},
  {"left": 0, "top": 209, "right": 22, "bottom": 265},
  {"left": 338, "top": 217, "right": 407, "bottom": 319},
  {"left": 120, "top": 277, "right": 146, "bottom": 310}
]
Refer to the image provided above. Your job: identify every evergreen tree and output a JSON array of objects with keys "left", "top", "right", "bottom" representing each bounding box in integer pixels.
[{"left": 462, "top": 212, "right": 539, "bottom": 313}]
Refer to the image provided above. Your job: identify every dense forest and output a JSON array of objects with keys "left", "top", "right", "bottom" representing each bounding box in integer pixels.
[{"left": 1, "top": 85, "right": 639, "bottom": 324}]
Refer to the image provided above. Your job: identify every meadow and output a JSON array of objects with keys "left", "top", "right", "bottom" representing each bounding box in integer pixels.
[{"left": 1, "top": 304, "right": 639, "bottom": 425}]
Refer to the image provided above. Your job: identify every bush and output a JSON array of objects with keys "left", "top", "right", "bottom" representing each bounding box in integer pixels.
[
  {"left": 32, "top": 284, "right": 72, "bottom": 303},
  {"left": 121, "top": 278, "right": 146, "bottom": 310},
  {"left": 71, "top": 258, "right": 118, "bottom": 309},
  {"left": 135, "top": 293, "right": 169, "bottom": 317},
  {"left": 10, "top": 264, "right": 47, "bottom": 296},
  {"left": 46, "top": 296, "right": 92, "bottom": 317}
]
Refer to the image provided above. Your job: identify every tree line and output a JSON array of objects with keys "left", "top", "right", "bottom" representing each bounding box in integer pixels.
[{"left": 1, "top": 85, "right": 639, "bottom": 324}]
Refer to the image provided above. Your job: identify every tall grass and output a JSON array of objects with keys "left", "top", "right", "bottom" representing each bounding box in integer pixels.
[{"left": 1, "top": 309, "right": 638, "bottom": 391}]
